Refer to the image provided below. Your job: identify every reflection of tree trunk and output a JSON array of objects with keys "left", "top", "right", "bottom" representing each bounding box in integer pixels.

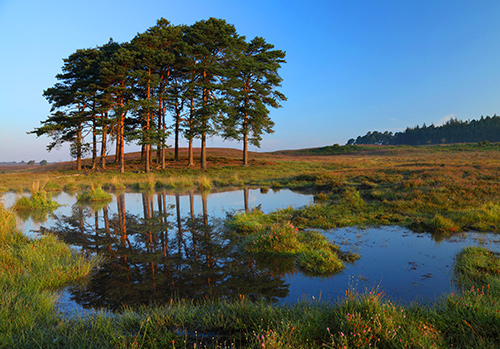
[
  {"left": 117, "top": 194, "right": 128, "bottom": 247},
  {"left": 176, "top": 192, "right": 183, "bottom": 255},
  {"left": 103, "top": 206, "right": 111, "bottom": 253},
  {"left": 142, "top": 193, "right": 151, "bottom": 253},
  {"left": 189, "top": 190, "right": 197, "bottom": 262},
  {"left": 79, "top": 208, "right": 88, "bottom": 257},
  {"left": 201, "top": 192, "right": 211, "bottom": 270},
  {"left": 151, "top": 260, "right": 156, "bottom": 292},
  {"left": 202, "top": 192, "right": 208, "bottom": 226},
  {"left": 244, "top": 187, "right": 249, "bottom": 213},
  {"left": 94, "top": 209, "right": 99, "bottom": 250},
  {"left": 159, "top": 193, "right": 169, "bottom": 259}
]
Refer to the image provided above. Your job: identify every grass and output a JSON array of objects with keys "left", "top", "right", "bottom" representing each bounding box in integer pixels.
[
  {"left": 229, "top": 211, "right": 359, "bottom": 277},
  {"left": 77, "top": 185, "right": 113, "bottom": 202},
  {"left": 12, "top": 182, "right": 60, "bottom": 220},
  {"left": 0, "top": 203, "right": 100, "bottom": 347}
]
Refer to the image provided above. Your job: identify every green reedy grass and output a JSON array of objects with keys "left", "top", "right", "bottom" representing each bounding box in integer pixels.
[
  {"left": 13, "top": 190, "right": 60, "bottom": 211},
  {"left": 77, "top": 185, "right": 113, "bottom": 202},
  {"left": 243, "top": 221, "right": 303, "bottom": 256},
  {"left": 229, "top": 211, "right": 357, "bottom": 277},
  {"left": 0, "top": 203, "right": 100, "bottom": 347},
  {"left": 198, "top": 175, "right": 212, "bottom": 192},
  {"left": 434, "top": 246, "right": 500, "bottom": 347}
]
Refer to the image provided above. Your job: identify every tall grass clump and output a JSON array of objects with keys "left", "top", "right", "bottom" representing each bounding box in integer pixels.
[
  {"left": 435, "top": 247, "right": 500, "bottom": 347},
  {"left": 198, "top": 175, "right": 212, "bottom": 192},
  {"left": 0, "top": 203, "right": 100, "bottom": 347},
  {"left": 244, "top": 222, "right": 302, "bottom": 256},
  {"left": 230, "top": 211, "right": 357, "bottom": 277},
  {"left": 109, "top": 176, "right": 126, "bottom": 191},
  {"left": 13, "top": 191, "right": 59, "bottom": 211},
  {"left": 77, "top": 185, "right": 112, "bottom": 202}
]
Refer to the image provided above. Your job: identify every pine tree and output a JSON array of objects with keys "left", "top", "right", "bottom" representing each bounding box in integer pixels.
[
  {"left": 225, "top": 36, "right": 286, "bottom": 165},
  {"left": 31, "top": 48, "right": 100, "bottom": 170},
  {"left": 184, "top": 18, "right": 243, "bottom": 169}
]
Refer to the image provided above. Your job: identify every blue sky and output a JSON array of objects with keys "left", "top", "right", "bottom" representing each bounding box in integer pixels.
[{"left": 1, "top": 0, "right": 500, "bottom": 162}]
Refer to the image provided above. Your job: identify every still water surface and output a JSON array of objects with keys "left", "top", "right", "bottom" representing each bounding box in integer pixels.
[{"left": 3, "top": 189, "right": 500, "bottom": 316}]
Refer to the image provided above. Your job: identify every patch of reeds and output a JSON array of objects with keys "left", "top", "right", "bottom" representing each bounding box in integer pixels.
[
  {"left": 230, "top": 212, "right": 357, "bottom": 277},
  {"left": 63, "top": 182, "right": 78, "bottom": 192},
  {"left": 0, "top": 203, "right": 100, "bottom": 347},
  {"left": 434, "top": 246, "right": 500, "bottom": 347},
  {"left": 77, "top": 185, "right": 112, "bottom": 202},
  {"left": 13, "top": 191, "right": 59, "bottom": 212},
  {"left": 198, "top": 176, "right": 212, "bottom": 192}
]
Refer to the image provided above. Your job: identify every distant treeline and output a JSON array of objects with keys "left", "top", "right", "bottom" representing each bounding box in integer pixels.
[{"left": 347, "top": 115, "right": 500, "bottom": 145}]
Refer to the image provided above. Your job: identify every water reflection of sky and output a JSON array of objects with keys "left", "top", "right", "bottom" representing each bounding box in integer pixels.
[
  {"left": 2, "top": 189, "right": 312, "bottom": 238},
  {"left": 284, "top": 227, "right": 500, "bottom": 305}
]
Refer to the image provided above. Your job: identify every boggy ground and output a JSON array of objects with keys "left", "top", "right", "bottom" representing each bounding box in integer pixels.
[
  {"left": 2, "top": 143, "right": 500, "bottom": 347},
  {"left": 1, "top": 202, "right": 500, "bottom": 348},
  {"left": 2, "top": 143, "right": 500, "bottom": 235}
]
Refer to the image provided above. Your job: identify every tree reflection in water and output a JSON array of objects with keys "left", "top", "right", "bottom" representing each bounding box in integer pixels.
[{"left": 43, "top": 191, "right": 291, "bottom": 310}]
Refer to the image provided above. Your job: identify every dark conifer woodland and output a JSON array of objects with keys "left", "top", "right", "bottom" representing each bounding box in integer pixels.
[
  {"left": 31, "top": 18, "right": 286, "bottom": 172},
  {"left": 348, "top": 115, "right": 500, "bottom": 146}
]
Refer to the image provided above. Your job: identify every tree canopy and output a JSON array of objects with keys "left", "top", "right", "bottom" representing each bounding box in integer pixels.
[{"left": 31, "top": 18, "right": 286, "bottom": 172}]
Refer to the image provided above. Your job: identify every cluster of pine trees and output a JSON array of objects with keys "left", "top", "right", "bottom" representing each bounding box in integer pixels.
[
  {"left": 347, "top": 115, "right": 500, "bottom": 146},
  {"left": 31, "top": 18, "right": 286, "bottom": 172}
]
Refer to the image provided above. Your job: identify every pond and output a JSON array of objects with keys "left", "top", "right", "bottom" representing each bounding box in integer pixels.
[{"left": 3, "top": 188, "right": 500, "bottom": 316}]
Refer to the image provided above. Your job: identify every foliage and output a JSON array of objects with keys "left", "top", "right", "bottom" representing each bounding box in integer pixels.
[
  {"left": 4, "top": 192, "right": 500, "bottom": 348},
  {"left": 0, "top": 203, "right": 99, "bottom": 347},
  {"left": 435, "top": 247, "right": 500, "bottom": 347}
]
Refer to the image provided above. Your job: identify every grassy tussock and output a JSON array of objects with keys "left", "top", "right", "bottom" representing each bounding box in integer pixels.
[
  {"left": 198, "top": 176, "right": 212, "bottom": 192},
  {"left": 0, "top": 204, "right": 100, "bottom": 347},
  {"left": 230, "top": 211, "right": 358, "bottom": 277},
  {"left": 77, "top": 185, "right": 112, "bottom": 202},
  {"left": 13, "top": 190, "right": 59, "bottom": 211}
]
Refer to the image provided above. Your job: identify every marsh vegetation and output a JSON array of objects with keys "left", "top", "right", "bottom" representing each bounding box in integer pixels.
[{"left": 2, "top": 144, "right": 500, "bottom": 347}]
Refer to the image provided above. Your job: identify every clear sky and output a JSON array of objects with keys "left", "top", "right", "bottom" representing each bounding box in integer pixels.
[{"left": 1, "top": 0, "right": 500, "bottom": 162}]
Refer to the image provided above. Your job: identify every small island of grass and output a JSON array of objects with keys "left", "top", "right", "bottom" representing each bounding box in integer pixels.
[
  {"left": 228, "top": 210, "right": 358, "bottom": 276},
  {"left": 77, "top": 186, "right": 112, "bottom": 203}
]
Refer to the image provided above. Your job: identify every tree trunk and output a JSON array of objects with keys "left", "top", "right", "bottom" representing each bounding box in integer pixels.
[
  {"left": 243, "top": 132, "right": 248, "bottom": 166},
  {"left": 100, "top": 123, "right": 107, "bottom": 170},
  {"left": 145, "top": 68, "right": 151, "bottom": 173},
  {"left": 201, "top": 132, "right": 207, "bottom": 169},
  {"left": 174, "top": 100, "right": 180, "bottom": 162},
  {"left": 188, "top": 138, "right": 194, "bottom": 166},
  {"left": 201, "top": 86, "right": 208, "bottom": 169},
  {"left": 119, "top": 113, "right": 125, "bottom": 174},
  {"left": 76, "top": 124, "right": 82, "bottom": 170},
  {"left": 92, "top": 120, "right": 97, "bottom": 169},
  {"left": 187, "top": 96, "right": 195, "bottom": 167}
]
